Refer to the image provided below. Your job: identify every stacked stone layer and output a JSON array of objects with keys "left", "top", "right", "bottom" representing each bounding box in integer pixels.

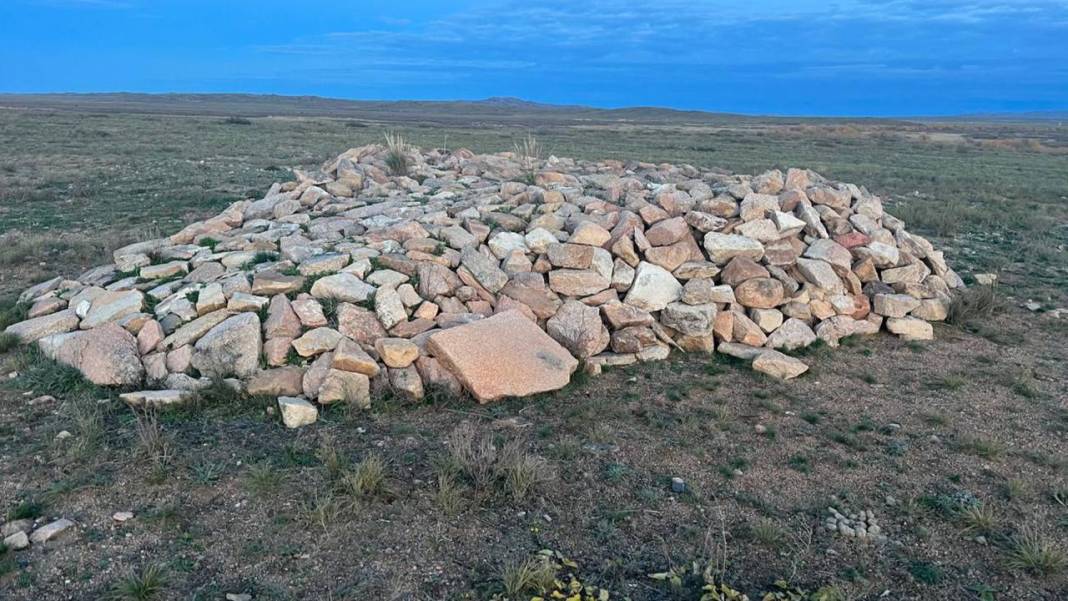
[{"left": 6, "top": 145, "right": 964, "bottom": 416}]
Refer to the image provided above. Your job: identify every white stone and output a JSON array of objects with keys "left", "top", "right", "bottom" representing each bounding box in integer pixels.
[
  {"left": 278, "top": 396, "right": 318, "bottom": 428},
  {"left": 29, "top": 518, "right": 75, "bottom": 544},
  {"left": 623, "top": 262, "right": 682, "bottom": 311}
]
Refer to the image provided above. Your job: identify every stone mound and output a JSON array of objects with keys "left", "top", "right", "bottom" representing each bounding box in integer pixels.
[{"left": 6, "top": 144, "right": 964, "bottom": 421}]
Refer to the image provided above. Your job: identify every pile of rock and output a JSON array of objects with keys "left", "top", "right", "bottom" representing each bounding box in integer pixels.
[
  {"left": 5, "top": 144, "right": 963, "bottom": 424},
  {"left": 824, "top": 506, "right": 887, "bottom": 543}
]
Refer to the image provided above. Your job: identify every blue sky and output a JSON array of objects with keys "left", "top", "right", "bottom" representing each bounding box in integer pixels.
[{"left": 2, "top": 0, "right": 1067, "bottom": 116}]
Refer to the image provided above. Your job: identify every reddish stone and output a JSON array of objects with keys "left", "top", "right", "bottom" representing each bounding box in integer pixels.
[
  {"left": 834, "top": 231, "right": 870, "bottom": 249},
  {"left": 427, "top": 310, "right": 577, "bottom": 403}
]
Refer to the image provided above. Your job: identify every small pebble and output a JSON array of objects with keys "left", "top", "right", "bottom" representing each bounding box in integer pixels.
[{"left": 112, "top": 512, "right": 134, "bottom": 523}]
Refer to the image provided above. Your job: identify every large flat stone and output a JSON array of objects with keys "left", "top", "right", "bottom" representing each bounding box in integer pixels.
[
  {"left": 161, "top": 310, "right": 232, "bottom": 349},
  {"left": 752, "top": 350, "right": 809, "bottom": 380},
  {"left": 427, "top": 310, "right": 578, "bottom": 403},
  {"left": 80, "top": 290, "right": 143, "bottom": 329},
  {"left": 5, "top": 309, "right": 79, "bottom": 343},
  {"left": 119, "top": 389, "right": 195, "bottom": 408}
]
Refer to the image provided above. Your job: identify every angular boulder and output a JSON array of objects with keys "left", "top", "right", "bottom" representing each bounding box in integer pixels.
[
  {"left": 278, "top": 396, "right": 318, "bottom": 428},
  {"left": 427, "top": 310, "right": 578, "bottom": 402},
  {"left": 38, "top": 323, "right": 144, "bottom": 387},
  {"left": 190, "top": 312, "right": 262, "bottom": 378},
  {"left": 623, "top": 262, "right": 682, "bottom": 311},
  {"left": 752, "top": 350, "right": 809, "bottom": 380},
  {"left": 546, "top": 300, "right": 610, "bottom": 359}
]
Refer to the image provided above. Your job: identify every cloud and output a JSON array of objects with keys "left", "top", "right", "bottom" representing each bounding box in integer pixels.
[
  {"left": 266, "top": 2, "right": 1060, "bottom": 68},
  {"left": 29, "top": 0, "right": 133, "bottom": 7},
  {"left": 235, "top": 0, "right": 1068, "bottom": 111}
]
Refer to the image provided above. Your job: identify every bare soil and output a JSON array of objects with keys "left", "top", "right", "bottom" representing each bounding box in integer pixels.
[{"left": 1, "top": 308, "right": 1066, "bottom": 600}]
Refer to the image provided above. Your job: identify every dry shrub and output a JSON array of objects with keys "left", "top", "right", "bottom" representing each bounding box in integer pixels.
[
  {"left": 443, "top": 422, "right": 554, "bottom": 502},
  {"left": 132, "top": 407, "right": 173, "bottom": 468},
  {"left": 496, "top": 439, "right": 553, "bottom": 502},
  {"left": 947, "top": 285, "right": 1005, "bottom": 326},
  {"left": 445, "top": 421, "right": 499, "bottom": 489}
]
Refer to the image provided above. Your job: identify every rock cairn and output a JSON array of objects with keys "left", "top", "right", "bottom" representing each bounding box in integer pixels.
[{"left": 5, "top": 144, "right": 964, "bottom": 423}]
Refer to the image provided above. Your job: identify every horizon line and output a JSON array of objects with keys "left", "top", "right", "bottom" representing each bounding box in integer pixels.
[{"left": 1, "top": 90, "right": 1066, "bottom": 121}]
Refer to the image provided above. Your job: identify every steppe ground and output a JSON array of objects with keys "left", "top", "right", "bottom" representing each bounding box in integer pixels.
[{"left": 0, "top": 101, "right": 1066, "bottom": 600}]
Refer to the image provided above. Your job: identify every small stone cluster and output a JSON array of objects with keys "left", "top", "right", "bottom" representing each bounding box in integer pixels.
[
  {"left": 5, "top": 143, "right": 964, "bottom": 423},
  {"left": 825, "top": 506, "right": 887, "bottom": 542},
  {"left": 1, "top": 517, "right": 74, "bottom": 551}
]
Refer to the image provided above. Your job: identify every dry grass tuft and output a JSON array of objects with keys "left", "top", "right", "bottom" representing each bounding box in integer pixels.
[
  {"left": 435, "top": 472, "right": 465, "bottom": 517},
  {"left": 957, "top": 503, "right": 999, "bottom": 534},
  {"left": 132, "top": 408, "right": 173, "bottom": 472},
  {"left": 106, "top": 564, "right": 168, "bottom": 601},
  {"left": 0, "top": 332, "right": 19, "bottom": 354},
  {"left": 62, "top": 396, "right": 105, "bottom": 462},
  {"left": 445, "top": 421, "right": 499, "bottom": 489},
  {"left": 1005, "top": 527, "right": 1067, "bottom": 577},
  {"left": 243, "top": 462, "right": 283, "bottom": 497},
  {"left": 513, "top": 133, "right": 542, "bottom": 184},
  {"left": 750, "top": 518, "right": 785, "bottom": 546},
  {"left": 443, "top": 423, "right": 553, "bottom": 502},
  {"left": 500, "top": 555, "right": 556, "bottom": 598},
  {"left": 384, "top": 131, "right": 410, "bottom": 176},
  {"left": 302, "top": 492, "right": 345, "bottom": 532},
  {"left": 497, "top": 440, "right": 553, "bottom": 502},
  {"left": 317, "top": 435, "right": 349, "bottom": 481},
  {"left": 341, "top": 454, "right": 387, "bottom": 499}
]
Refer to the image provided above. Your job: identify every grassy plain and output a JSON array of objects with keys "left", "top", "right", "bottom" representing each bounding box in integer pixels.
[{"left": 0, "top": 97, "right": 1066, "bottom": 600}]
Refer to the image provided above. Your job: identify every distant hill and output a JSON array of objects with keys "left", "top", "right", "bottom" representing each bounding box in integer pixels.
[
  {"left": 0, "top": 92, "right": 1062, "bottom": 125},
  {"left": 0, "top": 92, "right": 883, "bottom": 126},
  {"left": 937, "top": 111, "right": 1068, "bottom": 122}
]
